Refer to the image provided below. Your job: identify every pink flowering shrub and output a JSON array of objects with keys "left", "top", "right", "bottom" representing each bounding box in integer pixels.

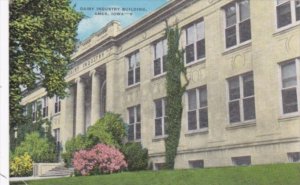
[{"left": 73, "top": 144, "right": 127, "bottom": 176}]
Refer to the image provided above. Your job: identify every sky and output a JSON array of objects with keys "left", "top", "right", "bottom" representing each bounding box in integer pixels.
[{"left": 71, "top": 0, "right": 169, "bottom": 42}]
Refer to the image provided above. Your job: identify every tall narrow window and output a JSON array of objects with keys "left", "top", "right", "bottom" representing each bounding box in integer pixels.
[
  {"left": 280, "top": 60, "right": 299, "bottom": 114},
  {"left": 154, "top": 98, "right": 167, "bottom": 137},
  {"left": 187, "top": 86, "right": 208, "bottom": 131},
  {"left": 185, "top": 19, "right": 205, "bottom": 64},
  {"left": 228, "top": 72, "right": 255, "bottom": 123},
  {"left": 31, "top": 102, "right": 36, "bottom": 121},
  {"left": 127, "top": 51, "right": 140, "bottom": 86},
  {"left": 153, "top": 39, "right": 167, "bottom": 76},
  {"left": 276, "top": 0, "right": 300, "bottom": 28},
  {"left": 128, "top": 105, "right": 141, "bottom": 141},
  {"left": 42, "top": 96, "right": 48, "bottom": 118},
  {"left": 224, "top": 0, "right": 251, "bottom": 48},
  {"left": 55, "top": 95, "right": 61, "bottom": 113}
]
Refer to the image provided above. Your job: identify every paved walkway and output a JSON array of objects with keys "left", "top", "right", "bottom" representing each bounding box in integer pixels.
[{"left": 10, "top": 176, "right": 68, "bottom": 182}]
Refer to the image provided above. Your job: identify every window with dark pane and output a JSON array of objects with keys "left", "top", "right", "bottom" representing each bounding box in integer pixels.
[
  {"left": 136, "top": 123, "right": 141, "bottom": 140},
  {"left": 154, "top": 99, "right": 163, "bottom": 136},
  {"left": 32, "top": 102, "right": 36, "bottom": 121},
  {"left": 225, "top": 3, "right": 237, "bottom": 48},
  {"left": 187, "top": 86, "right": 208, "bottom": 131},
  {"left": 224, "top": 0, "right": 251, "bottom": 48},
  {"left": 185, "top": 19, "right": 205, "bottom": 64},
  {"left": 243, "top": 73, "right": 255, "bottom": 120},
  {"left": 243, "top": 97, "right": 256, "bottom": 120},
  {"left": 296, "top": 0, "right": 300, "bottom": 21},
  {"left": 239, "top": 0, "right": 251, "bottom": 42},
  {"left": 196, "top": 21, "right": 205, "bottom": 59},
  {"left": 229, "top": 77, "right": 240, "bottom": 100},
  {"left": 199, "top": 87, "right": 208, "bottom": 128},
  {"left": 232, "top": 156, "right": 251, "bottom": 166},
  {"left": 282, "top": 88, "right": 298, "bottom": 113},
  {"left": 154, "top": 58, "right": 161, "bottom": 76},
  {"left": 188, "top": 89, "right": 197, "bottom": 130},
  {"left": 228, "top": 72, "right": 256, "bottom": 123},
  {"left": 189, "top": 160, "right": 204, "bottom": 168},
  {"left": 243, "top": 73, "right": 254, "bottom": 97},
  {"left": 135, "top": 67, "right": 140, "bottom": 83},
  {"left": 287, "top": 152, "right": 300, "bottom": 162},
  {"left": 186, "top": 44, "right": 195, "bottom": 64},
  {"left": 281, "top": 61, "right": 298, "bottom": 114},
  {"left": 153, "top": 39, "right": 167, "bottom": 76},
  {"left": 127, "top": 51, "right": 140, "bottom": 85},
  {"left": 128, "top": 106, "right": 141, "bottom": 141},
  {"left": 155, "top": 118, "right": 162, "bottom": 136},
  {"left": 188, "top": 111, "right": 197, "bottom": 130},
  {"left": 277, "top": 0, "right": 292, "bottom": 28},
  {"left": 128, "top": 125, "right": 134, "bottom": 141},
  {"left": 136, "top": 105, "right": 141, "bottom": 122},
  {"left": 229, "top": 101, "right": 240, "bottom": 123}
]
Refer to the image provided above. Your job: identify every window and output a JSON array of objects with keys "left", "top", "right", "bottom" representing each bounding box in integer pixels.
[
  {"left": 128, "top": 105, "right": 141, "bottom": 141},
  {"left": 228, "top": 72, "right": 255, "bottom": 123},
  {"left": 31, "top": 102, "right": 36, "bottom": 121},
  {"left": 153, "top": 39, "right": 167, "bottom": 76},
  {"left": 154, "top": 98, "right": 167, "bottom": 137},
  {"left": 232, "top": 156, "right": 251, "bottom": 166},
  {"left": 42, "top": 96, "right": 48, "bottom": 118},
  {"left": 280, "top": 59, "right": 300, "bottom": 115},
  {"left": 224, "top": 0, "right": 251, "bottom": 48},
  {"left": 55, "top": 95, "right": 61, "bottom": 113},
  {"left": 276, "top": 0, "right": 300, "bottom": 29},
  {"left": 154, "top": 163, "right": 165, "bottom": 170},
  {"left": 287, "top": 152, "right": 300, "bottom": 162},
  {"left": 187, "top": 86, "right": 208, "bottom": 131},
  {"left": 127, "top": 51, "right": 140, "bottom": 86},
  {"left": 185, "top": 19, "right": 205, "bottom": 64},
  {"left": 23, "top": 106, "right": 28, "bottom": 116},
  {"left": 189, "top": 160, "right": 204, "bottom": 168}
]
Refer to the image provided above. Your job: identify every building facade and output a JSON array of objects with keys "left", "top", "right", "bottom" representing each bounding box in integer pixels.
[{"left": 21, "top": 0, "right": 300, "bottom": 169}]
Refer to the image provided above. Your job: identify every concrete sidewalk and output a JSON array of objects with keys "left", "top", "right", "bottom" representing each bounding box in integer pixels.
[{"left": 10, "top": 176, "right": 68, "bottom": 182}]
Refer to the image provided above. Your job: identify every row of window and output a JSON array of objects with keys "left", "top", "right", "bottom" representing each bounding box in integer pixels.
[
  {"left": 128, "top": 58, "right": 300, "bottom": 141},
  {"left": 154, "top": 152, "right": 300, "bottom": 170},
  {"left": 126, "top": 0, "right": 300, "bottom": 87},
  {"left": 24, "top": 95, "right": 61, "bottom": 121}
]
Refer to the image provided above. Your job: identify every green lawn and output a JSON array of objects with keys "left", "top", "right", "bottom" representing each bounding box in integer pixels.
[{"left": 11, "top": 163, "right": 300, "bottom": 185}]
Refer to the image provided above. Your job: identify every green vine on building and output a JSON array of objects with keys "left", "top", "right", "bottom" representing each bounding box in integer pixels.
[{"left": 164, "top": 22, "right": 188, "bottom": 169}]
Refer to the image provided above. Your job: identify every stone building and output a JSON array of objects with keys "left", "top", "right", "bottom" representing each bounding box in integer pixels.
[{"left": 21, "top": 0, "right": 300, "bottom": 169}]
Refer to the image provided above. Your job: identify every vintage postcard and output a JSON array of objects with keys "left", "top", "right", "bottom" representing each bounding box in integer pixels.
[{"left": 6, "top": 0, "right": 300, "bottom": 184}]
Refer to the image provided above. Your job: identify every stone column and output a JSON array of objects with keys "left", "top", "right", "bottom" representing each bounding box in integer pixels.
[
  {"left": 90, "top": 70, "right": 101, "bottom": 125},
  {"left": 62, "top": 86, "right": 75, "bottom": 143},
  {"left": 75, "top": 77, "right": 85, "bottom": 135}
]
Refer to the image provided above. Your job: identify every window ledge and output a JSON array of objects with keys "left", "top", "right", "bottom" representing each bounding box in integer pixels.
[
  {"left": 273, "top": 22, "right": 300, "bottom": 37},
  {"left": 185, "top": 128, "right": 208, "bottom": 136},
  {"left": 222, "top": 42, "right": 251, "bottom": 56},
  {"left": 152, "top": 135, "right": 168, "bottom": 142},
  {"left": 226, "top": 121, "right": 256, "bottom": 130},
  {"left": 126, "top": 83, "right": 140, "bottom": 91},
  {"left": 53, "top": 112, "right": 61, "bottom": 117},
  {"left": 185, "top": 58, "right": 206, "bottom": 68},
  {"left": 278, "top": 114, "right": 300, "bottom": 122},
  {"left": 151, "top": 73, "right": 167, "bottom": 81}
]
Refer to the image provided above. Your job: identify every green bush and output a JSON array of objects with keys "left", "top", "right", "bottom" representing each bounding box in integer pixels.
[
  {"left": 14, "top": 132, "right": 56, "bottom": 163},
  {"left": 10, "top": 153, "right": 33, "bottom": 177},
  {"left": 87, "top": 112, "right": 127, "bottom": 148},
  {"left": 62, "top": 134, "right": 97, "bottom": 167},
  {"left": 121, "top": 142, "right": 148, "bottom": 171}
]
